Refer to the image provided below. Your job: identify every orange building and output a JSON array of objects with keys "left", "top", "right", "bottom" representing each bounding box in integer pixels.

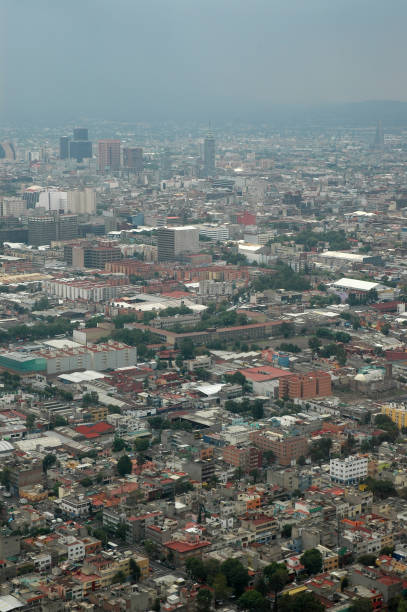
[
  {"left": 223, "top": 445, "right": 262, "bottom": 472},
  {"left": 279, "top": 371, "right": 332, "bottom": 399}
]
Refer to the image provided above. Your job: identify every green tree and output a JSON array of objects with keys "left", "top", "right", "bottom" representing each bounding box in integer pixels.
[
  {"left": 179, "top": 338, "right": 195, "bottom": 359},
  {"left": 152, "top": 598, "right": 161, "bottom": 611},
  {"left": 221, "top": 558, "right": 249, "bottom": 596},
  {"left": 397, "top": 599, "right": 407, "bottom": 612},
  {"left": 297, "top": 455, "right": 306, "bottom": 466},
  {"left": 308, "top": 437, "right": 332, "bottom": 462},
  {"left": 252, "top": 400, "right": 264, "bottom": 420},
  {"left": 117, "top": 454, "right": 132, "bottom": 477},
  {"left": 238, "top": 590, "right": 268, "bottom": 611},
  {"left": 205, "top": 559, "right": 221, "bottom": 585},
  {"left": 186, "top": 557, "right": 207, "bottom": 581},
  {"left": 279, "top": 591, "right": 325, "bottom": 612},
  {"left": 213, "top": 573, "right": 230, "bottom": 600},
  {"left": 112, "top": 570, "right": 126, "bottom": 584},
  {"left": 112, "top": 437, "right": 126, "bottom": 452},
  {"left": 42, "top": 454, "right": 56, "bottom": 473},
  {"left": 358, "top": 554, "right": 377, "bottom": 567},
  {"left": 135, "top": 438, "right": 149, "bottom": 453},
  {"left": 281, "top": 524, "right": 292, "bottom": 538},
  {"left": 129, "top": 558, "right": 141, "bottom": 582},
  {"left": 26, "top": 413, "right": 36, "bottom": 431},
  {"left": 93, "top": 528, "right": 108, "bottom": 546},
  {"left": 80, "top": 477, "right": 93, "bottom": 487},
  {"left": 308, "top": 337, "right": 321, "bottom": 352},
  {"left": 300, "top": 549, "right": 323, "bottom": 575},
  {"left": 349, "top": 598, "right": 373, "bottom": 612},
  {"left": 263, "top": 563, "right": 289, "bottom": 610},
  {"left": 196, "top": 588, "right": 212, "bottom": 612},
  {"left": 82, "top": 391, "right": 99, "bottom": 407},
  {"left": 54, "top": 415, "right": 67, "bottom": 427}
]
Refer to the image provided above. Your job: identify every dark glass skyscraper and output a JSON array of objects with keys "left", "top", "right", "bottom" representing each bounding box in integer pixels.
[
  {"left": 59, "top": 137, "right": 70, "bottom": 160},
  {"left": 59, "top": 128, "right": 92, "bottom": 161}
]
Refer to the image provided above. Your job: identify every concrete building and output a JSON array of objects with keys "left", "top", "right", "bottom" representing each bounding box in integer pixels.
[
  {"left": 279, "top": 371, "right": 332, "bottom": 399},
  {"left": 98, "top": 139, "right": 121, "bottom": 172},
  {"left": 45, "top": 278, "right": 125, "bottom": 302},
  {"left": 63, "top": 242, "right": 122, "bottom": 269},
  {"left": 157, "top": 226, "right": 199, "bottom": 262},
  {"left": 123, "top": 147, "right": 143, "bottom": 171},
  {"left": 330, "top": 455, "right": 368, "bottom": 485},
  {"left": 250, "top": 430, "right": 308, "bottom": 466},
  {"left": 0, "top": 197, "right": 27, "bottom": 217},
  {"left": 28, "top": 214, "right": 78, "bottom": 245},
  {"left": 222, "top": 445, "right": 262, "bottom": 473},
  {"left": 198, "top": 224, "right": 230, "bottom": 242},
  {"left": 67, "top": 188, "right": 96, "bottom": 215},
  {"left": 203, "top": 133, "right": 216, "bottom": 177},
  {"left": 381, "top": 403, "right": 407, "bottom": 430}
]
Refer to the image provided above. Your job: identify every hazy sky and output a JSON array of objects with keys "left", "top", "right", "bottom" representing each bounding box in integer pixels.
[{"left": 1, "top": 0, "right": 406, "bottom": 122}]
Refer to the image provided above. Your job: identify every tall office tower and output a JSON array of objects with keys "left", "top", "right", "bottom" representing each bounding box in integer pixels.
[
  {"left": 28, "top": 214, "right": 78, "bottom": 246},
  {"left": 59, "top": 136, "right": 70, "bottom": 160},
  {"left": 123, "top": 147, "right": 143, "bottom": 171},
  {"left": 157, "top": 226, "right": 199, "bottom": 262},
  {"left": 203, "top": 133, "right": 216, "bottom": 177},
  {"left": 0, "top": 142, "right": 16, "bottom": 160},
  {"left": 73, "top": 128, "right": 88, "bottom": 141},
  {"left": 57, "top": 214, "right": 78, "bottom": 241},
  {"left": 98, "top": 140, "right": 121, "bottom": 172},
  {"left": 67, "top": 188, "right": 96, "bottom": 214},
  {"left": 374, "top": 120, "right": 385, "bottom": 149},
  {"left": 0, "top": 197, "right": 27, "bottom": 217},
  {"left": 160, "top": 148, "right": 172, "bottom": 179},
  {"left": 28, "top": 217, "right": 57, "bottom": 246}
]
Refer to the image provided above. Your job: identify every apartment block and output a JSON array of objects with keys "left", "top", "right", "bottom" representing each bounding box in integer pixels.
[{"left": 279, "top": 371, "right": 332, "bottom": 399}]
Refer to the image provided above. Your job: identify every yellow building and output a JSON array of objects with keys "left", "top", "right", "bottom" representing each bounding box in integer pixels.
[
  {"left": 317, "top": 545, "right": 339, "bottom": 571},
  {"left": 89, "top": 405, "right": 108, "bottom": 422},
  {"left": 381, "top": 404, "right": 407, "bottom": 430},
  {"left": 83, "top": 552, "right": 149, "bottom": 588}
]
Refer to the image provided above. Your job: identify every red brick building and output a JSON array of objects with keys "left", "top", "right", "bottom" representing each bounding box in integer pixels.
[
  {"left": 250, "top": 430, "right": 308, "bottom": 466},
  {"left": 222, "top": 445, "right": 262, "bottom": 472},
  {"left": 279, "top": 371, "right": 332, "bottom": 399}
]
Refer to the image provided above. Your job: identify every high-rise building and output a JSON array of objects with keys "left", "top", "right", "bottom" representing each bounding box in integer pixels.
[
  {"left": 0, "top": 197, "right": 27, "bottom": 217},
  {"left": 374, "top": 120, "right": 384, "bottom": 149},
  {"left": 73, "top": 128, "right": 88, "bottom": 141},
  {"left": 0, "top": 142, "right": 16, "bottom": 160},
  {"left": 59, "top": 136, "right": 70, "bottom": 160},
  {"left": 63, "top": 242, "right": 122, "bottom": 269},
  {"left": 203, "top": 133, "right": 215, "bottom": 177},
  {"left": 28, "top": 214, "right": 78, "bottom": 246},
  {"left": 60, "top": 128, "right": 92, "bottom": 162},
  {"left": 123, "top": 147, "right": 143, "bottom": 171},
  {"left": 58, "top": 215, "right": 79, "bottom": 241},
  {"left": 157, "top": 226, "right": 199, "bottom": 262},
  {"left": 67, "top": 188, "right": 96, "bottom": 214},
  {"left": 98, "top": 140, "right": 121, "bottom": 172},
  {"left": 28, "top": 217, "right": 57, "bottom": 246}
]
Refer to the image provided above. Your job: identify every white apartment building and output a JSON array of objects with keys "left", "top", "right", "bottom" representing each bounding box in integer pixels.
[
  {"left": 60, "top": 495, "right": 91, "bottom": 517},
  {"left": 330, "top": 455, "right": 368, "bottom": 485},
  {"left": 35, "top": 341, "right": 137, "bottom": 375},
  {"left": 44, "top": 278, "right": 124, "bottom": 302},
  {"left": 64, "top": 537, "right": 85, "bottom": 561},
  {"left": 37, "top": 189, "right": 68, "bottom": 211},
  {"left": 198, "top": 224, "right": 230, "bottom": 242},
  {"left": 67, "top": 188, "right": 96, "bottom": 215}
]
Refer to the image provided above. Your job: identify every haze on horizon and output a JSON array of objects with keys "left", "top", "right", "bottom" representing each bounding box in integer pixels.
[{"left": 1, "top": 0, "right": 406, "bottom": 123}]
